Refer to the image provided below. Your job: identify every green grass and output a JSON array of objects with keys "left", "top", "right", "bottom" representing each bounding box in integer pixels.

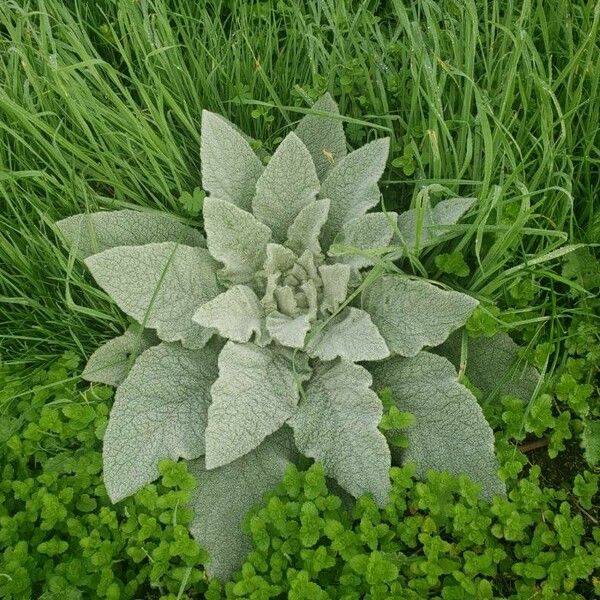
[{"left": 0, "top": 0, "right": 598, "bottom": 367}]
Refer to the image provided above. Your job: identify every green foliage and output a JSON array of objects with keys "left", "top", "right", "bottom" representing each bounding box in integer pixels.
[
  {"left": 218, "top": 462, "right": 599, "bottom": 599},
  {"left": 0, "top": 355, "right": 209, "bottom": 600},
  {"left": 178, "top": 188, "right": 205, "bottom": 217},
  {"left": 435, "top": 251, "right": 470, "bottom": 278},
  {"left": 1, "top": 0, "right": 597, "bottom": 366}
]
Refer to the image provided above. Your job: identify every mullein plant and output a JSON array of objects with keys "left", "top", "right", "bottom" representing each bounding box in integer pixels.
[{"left": 56, "top": 94, "right": 538, "bottom": 579}]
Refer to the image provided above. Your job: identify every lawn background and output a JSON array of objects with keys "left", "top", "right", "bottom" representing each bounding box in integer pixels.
[{"left": 1, "top": 0, "right": 598, "bottom": 367}]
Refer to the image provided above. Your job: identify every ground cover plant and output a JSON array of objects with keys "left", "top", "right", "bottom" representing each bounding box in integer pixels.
[{"left": 0, "top": 0, "right": 598, "bottom": 598}]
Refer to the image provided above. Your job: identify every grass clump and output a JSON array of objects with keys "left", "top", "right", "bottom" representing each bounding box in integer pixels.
[{"left": 0, "top": 0, "right": 598, "bottom": 364}]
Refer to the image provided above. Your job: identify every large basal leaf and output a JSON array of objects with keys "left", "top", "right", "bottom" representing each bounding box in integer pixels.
[
  {"left": 435, "top": 330, "right": 540, "bottom": 401},
  {"left": 85, "top": 242, "right": 220, "bottom": 349},
  {"left": 56, "top": 209, "right": 205, "bottom": 259},
  {"left": 331, "top": 211, "right": 397, "bottom": 269},
  {"left": 362, "top": 275, "right": 478, "bottom": 357},
  {"left": 203, "top": 197, "right": 272, "bottom": 283},
  {"left": 193, "top": 285, "right": 265, "bottom": 344},
  {"left": 204, "top": 342, "right": 309, "bottom": 469},
  {"left": 82, "top": 328, "right": 159, "bottom": 387},
  {"left": 289, "top": 360, "right": 391, "bottom": 506},
  {"left": 201, "top": 110, "right": 265, "bottom": 211},
  {"left": 188, "top": 428, "right": 295, "bottom": 581},
  {"left": 294, "top": 93, "right": 347, "bottom": 180},
  {"left": 397, "top": 197, "right": 475, "bottom": 250},
  {"left": 306, "top": 307, "right": 389, "bottom": 362},
  {"left": 286, "top": 198, "right": 330, "bottom": 256},
  {"left": 252, "top": 132, "right": 320, "bottom": 242},
  {"left": 319, "top": 137, "right": 390, "bottom": 248},
  {"left": 103, "top": 341, "right": 220, "bottom": 502},
  {"left": 370, "top": 351, "right": 505, "bottom": 501}
]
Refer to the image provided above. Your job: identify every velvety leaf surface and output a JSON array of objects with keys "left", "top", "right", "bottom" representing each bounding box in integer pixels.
[
  {"left": 435, "top": 330, "right": 540, "bottom": 401},
  {"left": 56, "top": 209, "right": 205, "bottom": 259},
  {"left": 204, "top": 342, "right": 308, "bottom": 469},
  {"left": 103, "top": 341, "right": 220, "bottom": 502},
  {"left": 294, "top": 93, "right": 347, "bottom": 179},
  {"left": 362, "top": 275, "right": 478, "bottom": 357},
  {"left": 82, "top": 328, "right": 159, "bottom": 387},
  {"left": 203, "top": 197, "right": 272, "bottom": 283},
  {"left": 289, "top": 360, "right": 391, "bottom": 506},
  {"left": 265, "top": 311, "right": 311, "bottom": 349},
  {"left": 188, "top": 429, "right": 295, "bottom": 580},
  {"left": 85, "top": 242, "right": 220, "bottom": 349},
  {"left": 331, "top": 211, "right": 397, "bottom": 269},
  {"left": 319, "top": 263, "right": 351, "bottom": 314},
  {"left": 397, "top": 197, "right": 475, "bottom": 249},
  {"left": 286, "top": 198, "right": 330, "bottom": 256},
  {"left": 306, "top": 307, "right": 389, "bottom": 362},
  {"left": 319, "top": 137, "right": 390, "bottom": 248},
  {"left": 192, "top": 285, "right": 265, "bottom": 344},
  {"left": 370, "top": 351, "right": 505, "bottom": 501},
  {"left": 200, "top": 110, "right": 264, "bottom": 211},
  {"left": 252, "top": 132, "right": 320, "bottom": 242}
]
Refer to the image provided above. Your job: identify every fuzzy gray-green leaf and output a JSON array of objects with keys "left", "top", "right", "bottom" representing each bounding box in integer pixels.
[
  {"left": 397, "top": 197, "right": 475, "bottom": 249},
  {"left": 306, "top": 307, "right": 389, "bottom": 362},
  {"left": 252, "top": 132, "right": 320, "bottom": 242},
  {"left": 85, "top": 242, "right": 220, "bottom": 349},
  {"left": 295, "top": 93, "right": 347, "bottom": 179},
  {"left": 204, "top": 342, "right": 309, "bottom": 469},
  {"left": 201, "top": 110, "right": 264, "bottom": 211},
  {"left": 56, "top": 209, "right": 205, "bottom": 259},
  {"left": 265, "top": 311, "right": 311, "bottom": 349},
  {"left": 289, "top": 359, "right": 391, "bottom": 506},
  {"left": 319, "top": 137, "right": 390, "bottom": 248},
  {"left": 319, "top": 263, "right": 351, "bottom": 314},
  {"left": 203, "top": 197, "right": 272, "bottom": 284},
  {"left": 331, "top": 211, "right": 397, "bottom": 269},
  {"left": 188, "top": 429, "right": 295, "bottom": 581},
  {"left": 362, "top": 275, "right": 478, "bottom": 357},
  {"left": 435, "top": 330, "right": 540, "bottom": 401},
  {"left": 192, "top": 285, "right": 265, "bottom": 344},
  {"left": 103, "top": 341, "right": 220, "bottom": 502},
  {"left": 82, "top": 328, "right": 159, "bottom": 387},
  {"left": 370, "top": 351, "right": 505, "bottom": 501},
  {"left": 286, "top": 198, "right": 330, "bottom": 256}
]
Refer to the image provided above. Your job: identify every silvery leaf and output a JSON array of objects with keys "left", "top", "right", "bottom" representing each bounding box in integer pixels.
[{"left": 85, "top": 242, "right": 220, "bottom": 349}]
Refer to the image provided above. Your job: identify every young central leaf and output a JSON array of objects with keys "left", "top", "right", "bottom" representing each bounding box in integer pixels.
[
  {"left": 192, "top": 285, "right": 266, "bottom": 344},
  {"left": 204, "top": 342, "right": 310, "bottom": 469},
  {"left": 252, "top": 131, "right": 320, "bottom": 242}
]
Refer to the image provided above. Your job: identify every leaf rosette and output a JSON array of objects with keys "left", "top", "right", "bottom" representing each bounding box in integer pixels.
[{"left": 56, "top": 94, "right": 538, "bottom": 580}]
